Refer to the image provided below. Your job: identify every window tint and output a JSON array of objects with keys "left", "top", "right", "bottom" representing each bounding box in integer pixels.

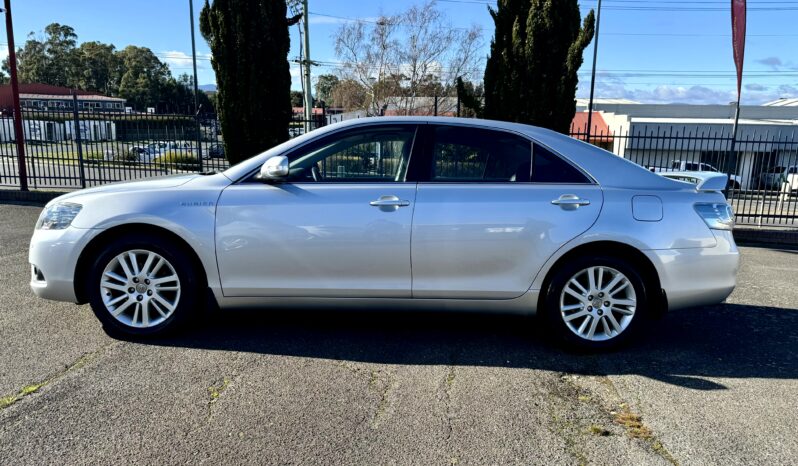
[
  {"left": 531, "top": 144, "right": 591, "bottom": 183},
  {"left": 430, "top": 126, "right": 531, "bottom": 182},
  {"left": 286, "top": 126, "right": 416, "bottom": 182}
]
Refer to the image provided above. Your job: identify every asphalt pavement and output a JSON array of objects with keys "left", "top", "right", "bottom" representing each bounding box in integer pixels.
[{"left": 1, "top": 203, "right": 797, "bottom": 465}]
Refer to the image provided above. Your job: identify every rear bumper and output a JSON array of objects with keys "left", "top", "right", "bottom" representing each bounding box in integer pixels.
[
  {"left": 29, "top": 226, "right": 100, "bottom": 303},
  {"left": 644, "top": 230, "right": 739, "bottom": 311}
]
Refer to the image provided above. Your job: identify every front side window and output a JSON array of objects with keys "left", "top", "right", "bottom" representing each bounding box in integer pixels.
[{"left": 285, "top": 125, "right": 416, "bottom": 182}]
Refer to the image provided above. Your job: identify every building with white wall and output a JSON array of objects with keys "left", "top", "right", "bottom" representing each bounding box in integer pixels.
[{"left": 573, "top": 99, "right": 798, "bottom": 190}]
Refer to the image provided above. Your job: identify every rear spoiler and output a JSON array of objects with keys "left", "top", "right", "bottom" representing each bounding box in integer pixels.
[{"left": 660, "top": 171, "right": 728, "bottom": 192}]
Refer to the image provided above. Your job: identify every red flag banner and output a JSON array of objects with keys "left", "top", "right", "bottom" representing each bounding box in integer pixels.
[{"left": 731, "top": 0, "right": 747, "bottom": 100}]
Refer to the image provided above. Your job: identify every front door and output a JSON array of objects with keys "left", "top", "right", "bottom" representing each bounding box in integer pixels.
[
  {"left": 216, "top": 124, "right": 419, "bottom": 298},
  {"left": 411, "top": 124, "right": 603, "bottom": 299}
]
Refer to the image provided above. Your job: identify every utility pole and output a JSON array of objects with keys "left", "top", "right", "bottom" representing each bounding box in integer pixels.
[
  {"left": 189, "top": 0, "right": 204, "bottom": 166},
  {"left": 302, "top": 0, "right": 313, "bottom": 133},
  {"left": 2, "top": 0, "right": 28, "bottom": 191},
  {"left": 586, "top": 0, "right": 602, "bottom": 143}
]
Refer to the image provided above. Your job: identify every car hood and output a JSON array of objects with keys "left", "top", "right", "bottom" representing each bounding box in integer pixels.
[{"left": 49, "top": 174, "right": 201, "bottom": 205}]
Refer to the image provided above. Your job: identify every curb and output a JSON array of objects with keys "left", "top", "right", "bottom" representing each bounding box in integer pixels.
[
  {"left": 733, "top": 227, "right": 798, "bottom": 249},
  {"left": 0, "top": 189, "right": 67, "bottom": 205}
]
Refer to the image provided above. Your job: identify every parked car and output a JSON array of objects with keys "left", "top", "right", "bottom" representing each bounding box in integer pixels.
[
  {"left": 650, "top": 160, "right": 742, "bottom": 190},
  {"left": 205, "top": 143, "right": 225, "bottom": 159},
  {"left": 759, "top": 165, "right": 798, "bottom": 192},
  {"left": 147, "top": 141, "right": 195, "bottom": 156},
  {"left": 28, "top": 117, "right": 739, "bottom": 350},
  {"left": 125, "top": 146, "right": 157, "bottom": 163}
]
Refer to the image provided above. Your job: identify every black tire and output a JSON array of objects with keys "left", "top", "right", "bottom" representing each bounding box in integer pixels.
[
  {"left": 541, "top": 255, "right": 649, "bottom": 351},
  {"left": 86, "top": 233, "right": 201, "bottom": 338}
]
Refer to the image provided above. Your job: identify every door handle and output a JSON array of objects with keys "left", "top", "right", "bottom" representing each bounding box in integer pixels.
[
  {"left": 370, "top": 196, "right": 411, "bottom": 207},
  {"left": 551, "top": 194, "right": 590, "bottom": 210}
]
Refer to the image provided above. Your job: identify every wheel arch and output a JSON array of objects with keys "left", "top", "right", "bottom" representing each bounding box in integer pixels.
[
  {"left": 74, "top": 223, "right": 209, "bottom": 304},
  {"left": 537, "top": 241, "right": 666, "bottom": 316}
]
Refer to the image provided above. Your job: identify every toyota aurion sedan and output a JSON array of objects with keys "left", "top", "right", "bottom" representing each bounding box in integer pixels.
[{"left": 29, "top": 117, "right": 739, "bottom": 350}]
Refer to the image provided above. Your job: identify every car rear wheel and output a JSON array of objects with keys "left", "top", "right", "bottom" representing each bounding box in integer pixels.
[
  {"left": 543, "top": 255, "right": 649, "bottom": 351},
  {"left": 87, "top": 233, "right": 199, "bottom": 337}
]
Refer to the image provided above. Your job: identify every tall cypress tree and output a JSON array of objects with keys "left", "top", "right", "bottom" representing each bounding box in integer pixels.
[
  {"left": 200, "top": 0, "right": 300, "bottom": 164},
  {"left": 483, "top": 0, "right": 595, "bottom": 133}
]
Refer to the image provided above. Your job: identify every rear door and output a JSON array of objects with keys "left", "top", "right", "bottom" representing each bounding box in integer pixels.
[{"left": 410, "top": 124, "right": 603, "bottom": 299}]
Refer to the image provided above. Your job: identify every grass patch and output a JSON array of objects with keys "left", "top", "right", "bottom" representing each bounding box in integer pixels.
[
  {"left": 588, "top": 424, "right": 612, "bottom": 436},
  {"left": 208, "top": 378, "right": 230, "bottom": 403},
  {"left": 156, "top": 151, "right": 200, "bottom": 170},
  {"left": 613, "top": 409, "right": 653, "bottom": 440}
]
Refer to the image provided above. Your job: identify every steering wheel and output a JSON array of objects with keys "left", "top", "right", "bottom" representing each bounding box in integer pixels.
[{"left": 311, "top": 162, "right": 323, "bottom": 182}]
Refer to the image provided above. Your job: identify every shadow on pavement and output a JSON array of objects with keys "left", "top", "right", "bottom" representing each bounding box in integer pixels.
[{"left": 138, "top": 303, "right": 798, "bottom": 390}]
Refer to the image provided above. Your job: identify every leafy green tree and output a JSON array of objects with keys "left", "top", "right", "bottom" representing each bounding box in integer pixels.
[
  {"left": 75, "top": 41, "right": 121, "bottom": 95},
  {"left": 117, "top": 46, "right": 172, "bottom": 111},
  {"left": 290, "top": 90, "right": 304, "bottom": 108},
  {"left": 200, "top": 0, "right": 301, "bottom": 164},
  {"left": 456, "top": 77, "right": 484, "bottom": 118},
  {"left": 314, "top": 74, "right": 339, "bottom": 106},
  {"left": 483, "top": 0, "right": 594, "bottom": 133},
  {"left": 6, "top": 23, "right": 80, "bottom": 87}
]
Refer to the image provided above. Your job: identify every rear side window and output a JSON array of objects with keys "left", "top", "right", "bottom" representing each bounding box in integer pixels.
[
  {"left": 426, "top": 125, "right": 590, "bottom": 184},
  {"left": 531, "top": 144, "right": 591, "bottom": 184},
  {"left": 430, "top": 126, "right": 531, "bottom": 182}
]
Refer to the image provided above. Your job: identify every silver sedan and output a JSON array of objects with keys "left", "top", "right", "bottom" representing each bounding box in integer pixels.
[{"left": 28, "top": 117, "right": 739, "bottom": 350}]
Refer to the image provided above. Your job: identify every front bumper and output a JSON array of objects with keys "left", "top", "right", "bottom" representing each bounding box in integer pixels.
[
  {"left": 644, "top": 229, "right": 740, "bottom": 311},
  {"left": 29, "top": 226, "right": 101, "bottom": 303}
]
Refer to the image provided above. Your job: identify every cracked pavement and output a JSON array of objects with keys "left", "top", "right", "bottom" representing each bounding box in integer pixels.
[{"left": 1, "top": 203, "right": 797, "bottom": 464}]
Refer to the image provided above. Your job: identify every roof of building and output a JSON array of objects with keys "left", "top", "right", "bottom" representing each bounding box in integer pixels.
[
  {"left": 570, "top": 111, "right": 613, "bottom": 141},
  {"left": 0, "top": 83, "right": 124, "bottom": 108},
  {"left": 762, "top": 98, "right": 798, "bottom": 107},
  {"left": 21, "top": 93, "right": 126, "bottom": 102}
]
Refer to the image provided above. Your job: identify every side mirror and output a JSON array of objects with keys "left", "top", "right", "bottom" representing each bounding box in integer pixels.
[{"left": 259, "top": 155, "right": 289, "bottom": 180}]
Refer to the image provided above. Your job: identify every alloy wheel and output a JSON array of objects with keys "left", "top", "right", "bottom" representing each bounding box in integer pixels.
[
  {"left": 559, "top": 266, "right": 637, "bottom": 342},
  {"left": 100, "top": 249, "right": 181, "bottom": 328}
]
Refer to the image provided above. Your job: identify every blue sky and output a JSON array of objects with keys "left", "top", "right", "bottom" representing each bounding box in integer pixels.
[{"left": 4, "top": 0, "right": 798, "bottom": 104}]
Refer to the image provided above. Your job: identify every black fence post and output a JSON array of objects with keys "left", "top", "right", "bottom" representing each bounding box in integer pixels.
[
  {"left": 195, "top": 109, "right": 204, "bottom": 173},
  {"left": 434, "top": 95, "right": 438, "bottom": 116},
  {"left": 71, "top": 93, "right": 87, "bottom": 189}
]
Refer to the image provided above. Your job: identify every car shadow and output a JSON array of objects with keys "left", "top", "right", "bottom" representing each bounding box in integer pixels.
[{"left": 141, "top": 303, "right": 798, "bottom": 390}]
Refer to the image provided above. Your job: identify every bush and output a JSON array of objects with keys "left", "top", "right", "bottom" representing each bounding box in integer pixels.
[{"left": 155, "top": 151, "right": 200, "bottom": 170}]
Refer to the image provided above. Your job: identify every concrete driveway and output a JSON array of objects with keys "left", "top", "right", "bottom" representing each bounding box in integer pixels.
[{"left": 1, "top": 203, "right": 796, "bottom": 465}]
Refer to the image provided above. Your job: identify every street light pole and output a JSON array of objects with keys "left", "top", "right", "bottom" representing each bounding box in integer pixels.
[
  {"left": 586, "top": 0, "right": 602, "bottom": 143},
  {"left": 2, "top": 0, "right": 28, "bottom": 191},
  {"left": 188, "top": 0, "right": 203, "bottom": 165},
  {"left": 302, "top": 0, "right": 313, "bottom": 133}
]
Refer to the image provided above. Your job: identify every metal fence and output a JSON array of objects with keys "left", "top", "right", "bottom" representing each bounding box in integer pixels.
[
  {"left": 2, "top": 109, "right": 797, "bottom": 228},
  {"left": 0, "top": 109, "right": 325, "bottom": 190},
  {"left": 570, "top": 126, "right": 798, "bottom": 227}
]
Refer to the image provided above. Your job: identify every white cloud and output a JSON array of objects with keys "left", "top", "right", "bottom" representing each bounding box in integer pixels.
[{"left": 577, "top": 72, "right": 798, "bottom": 105}]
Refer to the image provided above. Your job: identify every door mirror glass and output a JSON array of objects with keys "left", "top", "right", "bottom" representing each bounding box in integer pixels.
[{"left": 260, "top": 155, "right": 289, "bottom": 180}]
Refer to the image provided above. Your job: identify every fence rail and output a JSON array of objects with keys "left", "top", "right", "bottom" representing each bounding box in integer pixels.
[{"left": 1, "top": 109, "right": 797, "bottom": 227}]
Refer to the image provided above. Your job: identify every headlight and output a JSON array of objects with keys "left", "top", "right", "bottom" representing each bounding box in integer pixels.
[
  {"left": 35, "top": 202, "right": 82, "bottom": 230},
  {"left": 694, "top": 202, "right": 734, "bottom": 231}
]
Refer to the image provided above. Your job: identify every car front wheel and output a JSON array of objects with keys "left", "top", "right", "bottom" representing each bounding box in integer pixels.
[
  {"left": 543, "top": 256, "right": 649, "bottom": 351},
  {"left": 87, "top": 234, "right": 200, "bottom": 337}
]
